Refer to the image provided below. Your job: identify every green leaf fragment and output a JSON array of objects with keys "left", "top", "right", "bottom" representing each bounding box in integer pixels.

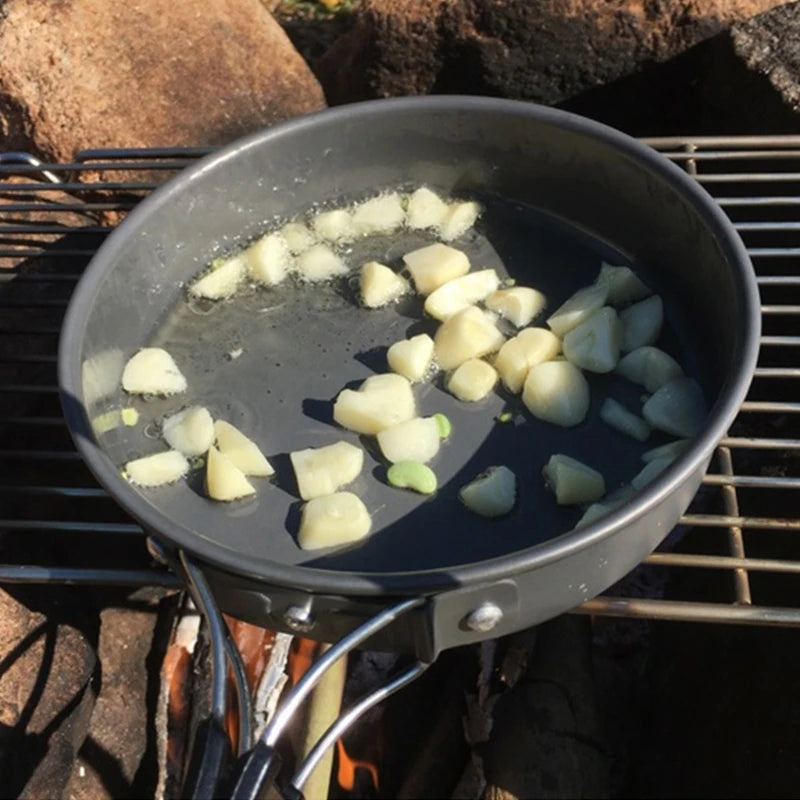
[
  {"left": 387, "top": 461, "right": 438, "bottom": 495},
  {"left": 433, "top": 413, "right": 452, "bottom": 439}
]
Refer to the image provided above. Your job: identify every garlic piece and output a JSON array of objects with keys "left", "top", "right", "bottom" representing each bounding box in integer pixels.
[
  {"left": 377, "top": 417, "right": 441, "bottom": 463},
  {"left": 387, "top": 334, "right": 435, "bottom": 382},
  {"left": 595, "top": 263, "right": 651, "bottom": 304},
  {"left": 312, "top": 209, "right": 355, "bottom": 242},
  {"left": 162, "top": 406, "right": 215, "bottom": 456},
  {"left": 522, "top": 360, "right": 589, "bottom": 428},
  {"left": 352, "top": 193, "right": 405, "bottom": 235},
  {"left": 214, "top": 420, "right": 274, "bottom": 477},
  {"left": 543, "top": 454, "right": 605, "bottom": 505},
  {"left": 495, "top": 327, "right": 562, "bottom": 393},
  {"left": 485, "top": 286, "right": 547, "bottom": 328},
  {"left": 424, "top": 269, "right": 500, "bottom": 321},
  {"left": 598, "top": 398, "right": 651, "bottom": 442},
  {"left": 280, "top": 222, "right": 316, "bottom": 255},
  {"left": 206, "top": 446, "right": 256, "bottom": 501},
  {"left": 189, "top": 255, "right": 245, "bottom": 300},
  {"left": 290, "top": 441, "right": 364, "bottom": 500},
  {"left": 298, "top": 492, "right": 372, "bottom": 550},
  {"left": 434, "top": 306, "right": 505, "bottom": 371},
  {"left": 642, "top": 377, "right": 707, "bottom": 438},
  {"left": 546, "top": 284, "right": 608, "bottom": 338},
  {"left": 333, "top": 373, "right": 416, "bottom": 435},
  {"left": 616, "top": 346, "right": 684, "bottom": 393},
  {"left": 562, "top": 306, "right": 622, "bottom": 373},
  {"left": 402, "top": 243, "right": 470, "bottom": 295},
  {"left": 122, "top": 348, "right": 187, "bottom": 396},
  {"left": 125, "top": 450, "right": 189, "bottom": 487},
  {"left": 620, "top": 295, "right": 663, "bottom": 352},
  {"left": 295, "top": 244, "right": 348, "bottom": 282},
  {"left": 447, "top": 358, "right": 498, "bottom": 402},
  {"left": 244, "top": 233, "right": 291, "bottom": 286},
  {"left": 459, "top": 465, "right": 517, "bottom": 518},
  {"left": 439, "top": 200, "right": 481, "bottom": 241},
  {"left": 360, "top": 261, "right": 409, "bottom": 308},
  {"left": 406, "top": 187, "right": 449, "bottom": 230}
]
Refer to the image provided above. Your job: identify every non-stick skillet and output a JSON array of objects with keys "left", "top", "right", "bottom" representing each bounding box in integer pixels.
[{"left": 58, "top": 96, "right": 759, "bottom": 794}]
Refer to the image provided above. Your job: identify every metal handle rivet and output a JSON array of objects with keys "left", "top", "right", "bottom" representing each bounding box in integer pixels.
[
  {"left": 464, "top": 602, "right": 503, "bottom": 632},
  {"left": 284, "top": 605, "right": 315, "bottom": 633}
]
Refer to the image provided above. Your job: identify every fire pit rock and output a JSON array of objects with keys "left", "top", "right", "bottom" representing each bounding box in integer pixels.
[
  {"left": 0, "top": 0, "right": 326, "bottom": 161},
  {"left": 317, "top": 0, "right": 787, "bottom": 105}
]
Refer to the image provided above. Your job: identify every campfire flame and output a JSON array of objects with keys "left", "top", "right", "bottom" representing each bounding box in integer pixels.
[{"left": 336, "top": 738, "right": 380, "bottom": 793}]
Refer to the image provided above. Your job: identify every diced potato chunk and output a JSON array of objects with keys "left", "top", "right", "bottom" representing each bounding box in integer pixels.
[
  {"left": 312, "top": 209, "right": 355, "bottom": 242},
  {"left": 485, "top": 287, "right": 547, "bottom": 328},
  {"left": 642, "top": 377, "right": 707, "bottom": 438},
  {"left": 439, "top": 200, "right": 481, "bottom": 241},
  {"left": 126, "top": 450, "right": 189, "bottom": 487},
  {"left": 595, "top": 263, "right": 651, "bottom": 304},
  {"left": 434, "top": 306, "right": 505, "bottom": 370},
  {"left": 620, "top": 295, "right": 663, "bottom": 352},
  {"left": 406, "top": 187, "right": 449, "bottom": 230},
  {"left": 522, "top": 360, "right": 589, "bottom": 427},
  {"left": 543, "top": 454, "right": 605, "bottom": 505},
  {"left": 494, "top": 328, "right": 562, "bottom": 393},
  {"left": 447, "top": 358, "right": 498, "bottom": 402},
  {"left": 402, "top": 243, "right": 470, "bottom": 295},
  {"left": 244, "top": 233, "right": 291, "bottom": 286},
  {"left": 122, "top": 348, "right": 187, "bottom": 396},
  {"left": 377, "top": 417, "right": 441, "bottom": 463},
  {"left": 206, "top": 446, "right": 256, "bottom": 501},
  {"left": 424, "top": 269, "right": 500, "bottom": 320},
  {"left": 280, "top": 222, "right": 316, "bottom": 255},
  {"left": 295, "top": 244, "right": 348, "bottom": 282},
  {"left": 631, "top": 456, "right": 675, "bottom": 491},
  {"left": 546, "top": 284, "right": 608, "bottom": 337},
  {"left": 642, "top": 438, "right": 690, "bottom": 463},
  {"left": 298, "top": 492, "right": 372, "bottom": 550},
  {"left": 599, "top": 398, "right": 651, "bottom": 442},
  {"left": 360, "top": 261, "right": 409, "bottom": 308},
  {"left": 290, "top": 441, "right": 364, "bottom": 500},
  {"left": 616, "top": 346, "right": 684, "bottom": 393},
  {"left": 352, "top": 193, "right": 405, "bottom": 235},
  {"left": 333, "top": 373, "right": 416, "bottom": 434},
  {"left": 459, "top": 465, "right": 517, "bottom": 518},
  {"left": 214, "top": 420, "right": 274, "bottom": 477},
  {"left": 162, "top": 406, "right": 215, "bottom": 456},
  {"left": 386, "top": 334, "right": 435, "bottom": 382},
  {"left": 562, "top": 306, "right": 621, "bottom": 373},
  {"left": 189, "top": 255, "right": 245, "bottom": 300}
]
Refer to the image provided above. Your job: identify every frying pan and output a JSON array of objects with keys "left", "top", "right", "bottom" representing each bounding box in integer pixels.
[{"left": 58, "top": 97, "right": 760, "bottom": 661}]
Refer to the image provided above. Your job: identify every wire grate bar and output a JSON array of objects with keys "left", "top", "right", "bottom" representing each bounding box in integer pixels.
[
  {"left": 720, "top": 436, "right": 800, "bottom": 450},
  {"left": 0, "top": 520, "right": 143, "bottom": 534},
  {"left": 680, "top": 513, "right": 800, "bottom": 530},
  {"left": 0, "top": 566, "right": 181, "bottom": 587},
  {"left": 0, "top": 485, "right": 108, "bottom": 498},
  {"left": 703, "top": 474, "right": 800, "bottom": 489}
]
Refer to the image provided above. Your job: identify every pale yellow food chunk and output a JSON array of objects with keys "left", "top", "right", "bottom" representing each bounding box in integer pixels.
[
  {"left": 434, "top": 306, "right": 505, "bottom": 371},
  {"left": 439, "top": 200, "right": 481, "bottom": 241},
  {"left": 377, "top": 417, "right": 441, "bottom": 463},
  {"left": 214, "top": 420, "right": 274, "bottom": 477},
  {"left": 280, "top": 222, "right": 316, "bottom": 255},
  {"left": 620, "top": 295, "right": 663, "bottom": 352},
  {"left": 642, "top": 377, "right": 707, "bottom": 438},
  {"left": 424, "top": 269, "right": 500, "bottom": 320},
  {"left": 295, "top": 244, "right": 348, "bottom": 282},
  {"left": 494, "top": 328, "right": 562, "bottom": 393},
  {"left": 352, "top": 193, "right": 405, "bottom": 235},
  {"left": 485, "top": 287, "right": 547, "bottom": 328},
  {"left": 333, "top": 373, "right": 416, "bottom": 435},
  {"left": 543, "top": 454, "right": 605, "bottom": 505},
  {"left": 595, "top": 263, "right": 651, "bottom": 304},
  {"left": 243, "top": 233, "right": 291, "bottom": 286},
  {"left": 615, "top": 346, "right": 684, "bottom": 393},
  {"left": 642, "top": 439, "right": 690, "bottom": 463},
  {"left": 447, "top": 358, "right": 498, "bottom": 402},
  {"left": 360, "top": 261, "right": 409, "bottom": 308},
  {"left": 631, "top": 456, "right": 675, "bottom": 491},
  {"left": 312, "top": 209, "right": 355, "bottom": 242},
  {"left": 522, "top": 360, "right": 589, "bottom": 427},
  {"left": 290, "top": 441, "right": 364, "bottom": 500},
  {"left": 386, "top": 334, "right": 435, "bottom": 382},
  {"left": 298, "top": 492, "right": 372, "bottom": 550},
  {"left": 122, "top": 348, "right": 187, "bottom": 396},
  {"left": 189, "top": 255, "right": 246, "bottom": 300},
  {"left": 406, "top": 187, "right": 449, "bottom": 230},
  {"left": 125, "top": 450, "right": 189, "bottom": 487},
  {"left": 547, "top": 284, "right": 608, "bottom": 338},
  {"left": 459, "top": 466, "right": 517, "bottom": 518},
  {"left": 576, "top": 486, "right": 636, "bottom": 528},
  {"left": 206, "top": 445, "right": 256, "bottom": 501},
  {"left": 402, "top": 243, "right": 470, "bottom": 295},
  {"left": 162, "top": 406, "right": 215, "bottom": 456},
  {"left": 562, "top": 306, "right": 622, "bottom": 373}
]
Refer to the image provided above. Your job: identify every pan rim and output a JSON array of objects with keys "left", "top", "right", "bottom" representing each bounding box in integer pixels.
[{"left": 58, "top": 95, "right": 760, "bottom": 597}]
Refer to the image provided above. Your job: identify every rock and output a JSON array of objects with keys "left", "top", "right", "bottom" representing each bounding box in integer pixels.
[
  {"left": 0, "top": 587, "right": 98, "bottom": 799},
  {"left": 317, "top": 0, "right": 786, "bottom": 106},
  {"left": 0, "top": 0, "right": 326, "bottom": 162}
]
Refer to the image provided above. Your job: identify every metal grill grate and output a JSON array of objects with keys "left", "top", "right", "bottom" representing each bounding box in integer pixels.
[{"left": 2, "top": 138, "right": 800, "bottom": 626}]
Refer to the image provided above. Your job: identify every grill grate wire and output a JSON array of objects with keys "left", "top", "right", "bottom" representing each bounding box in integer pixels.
[{"left": 2, "top": 139, "right": 800, "bottom": 624}]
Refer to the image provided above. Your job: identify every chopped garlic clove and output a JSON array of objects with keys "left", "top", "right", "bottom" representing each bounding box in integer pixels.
[
  {"left": 485, "top": 286, "right": 547, "bottom": 328},
  {"left": 406, "top": 187, "right": 449, "bottom": 230},
  {"left": 495, "top": 327, "right": 562, "bottom": 394},
  {"left": 122, "top": 348, "right": 187, "bottom": 396},
  {"left": 214, "top": 420, "right": 274, "bottom": 477},
  {"left": 312, "top": 209, "right": 355, "bottom": 242},
  {"left": 631, "top": 455, "right": 675, "bottom": 491},
  {"left": 333, "top": 373, "right": 416, "bottom": 435},
  {"left": 386, "top": 334, "right": 435, "bottom": 382},
  {"left": 162, "top": 406, "right": 215, "bottom": 456},
  {"left": 189, "top": 255, "right": 245, "bottom": 300},
  {"left": 206, "top": 445, "right": 256, "bottom": 501},
  {"left": 522, "top": 360, "right": 589, "bottom": 428},
  {"left": 562, "top": 306, "right": 622, "bottom": 373},
  {"left": 377, "top": 417, "right": 441, "bottom": 463},
  {"left": 620, "top": 295, "right": 663, "bottom": 352},
  {"left": 434, "top": 306, "right": 505, "bottom": 371},
  {"left": 439, "top": 200, "right": 481, "bottom": 241},
  {"left": 424, "top": 269, "right": 500, "bottom": 321},
  {"left": 298, "top": 492, "right": 372, "bottom": 550},
  {"left": 599, "top": 398, "right": 651, "bottom": 442},
  {"left": 642, "top": 377, "right": 707, "bottom": 438},
  {"left": 352, "top": 193, "right": 405, "bottom": 235},
  {"left": 459, "top": 465, "right": 517, "bottom": 518},
  {"left": 290, "top": 441, "right": 364, "bottom": 500},
  {"left": 447, "top": 358, "right": 498, "bottom": 402},
  {"left": 543, "top": 453, "right": 605, "bottom": 505},
  {"left": 360, "top": 261, "right": 409, "bottom": 308},
  {"left": 126, "top": 450, "right": 189, "bottom": 487},
  {"left": 402, "top": 243, "right": 470, "bottom": 295},
  {"left": 546, "top": 284, "right": 608, "bottom": 338},
  {"left": 295, "top": 244, "right": 348, "bottom": 282},
  {"left": 244, "top": 233, "right": 291, "bottom": 286},
  {"left": 595, "top": 263, "right": 651, "bottom": 304},
  {"left": 280, "top": 222, "right": 316, "bottom": 254},
  {"left": 641, "top": 438, "right": 691, "bottom": 463}
]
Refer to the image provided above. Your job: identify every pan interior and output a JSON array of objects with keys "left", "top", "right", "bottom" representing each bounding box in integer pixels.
[{"left": 93, "top": 191, "right": 699, "bottom": 574}]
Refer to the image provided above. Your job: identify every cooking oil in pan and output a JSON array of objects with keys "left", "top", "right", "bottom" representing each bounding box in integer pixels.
[{"left": 122, "top": 191, "right": 700, "bottom": 573}]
